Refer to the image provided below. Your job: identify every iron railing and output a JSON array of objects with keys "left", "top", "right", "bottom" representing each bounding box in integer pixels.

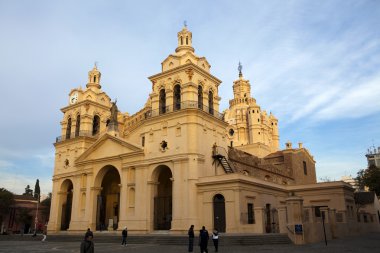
[
  {"left": 56, "top": 130, "right": 98, "bottom": 143},
  {"left": 144, "top": 100, "right": 224, "bottom": 120}
]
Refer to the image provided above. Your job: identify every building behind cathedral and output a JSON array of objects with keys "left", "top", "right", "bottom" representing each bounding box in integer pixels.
[{"left": 48, "top": 26, "right": 379, "bottom": 244}]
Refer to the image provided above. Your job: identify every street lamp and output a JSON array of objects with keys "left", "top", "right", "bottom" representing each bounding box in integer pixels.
[{"left": 33, "top": 193, "right": 39, "bottom": 236}]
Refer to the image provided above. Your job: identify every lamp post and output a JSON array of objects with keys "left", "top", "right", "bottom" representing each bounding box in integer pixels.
[{"left": 33, "top": 193, "right": 39, "bottom": 236}]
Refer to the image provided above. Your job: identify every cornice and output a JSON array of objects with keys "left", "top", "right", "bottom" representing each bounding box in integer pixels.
[
  {"left": 148, "top": 63, "right": 221, "bottom": 85},
  {"left": 61, "top": 100, "right": 110, "bottom": 113}
]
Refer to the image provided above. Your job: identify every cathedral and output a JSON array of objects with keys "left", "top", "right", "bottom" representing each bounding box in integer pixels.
[{"left": 48, "top": 26, "right": 379, "bottom": 243}]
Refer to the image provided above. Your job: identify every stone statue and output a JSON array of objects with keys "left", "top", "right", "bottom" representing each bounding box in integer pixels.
[{"left": 110, "top": 100, "right": 118, "bottom": 123}]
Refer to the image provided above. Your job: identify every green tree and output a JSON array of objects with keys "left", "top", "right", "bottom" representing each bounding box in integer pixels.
[
  {"left": 23, "top": 185, "right": 33, "bottom": 196},
  {"left": 0, "top": 188, "right": 14, "bottom": 225},
  {"left": 40, "top": 192, "right": 51, "bottom": 221},
  {"left": 34, "top": 179, "right": 40, "bottom": 202},
  {"left": 356, "top": 164, "right": 380, "bottom": 195}
]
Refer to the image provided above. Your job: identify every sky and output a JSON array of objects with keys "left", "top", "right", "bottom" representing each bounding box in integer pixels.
[{"left": 0, "top": 0, "right": 379, "bottom": 195}]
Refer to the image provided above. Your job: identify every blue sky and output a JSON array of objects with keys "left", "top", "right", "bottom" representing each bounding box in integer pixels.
[{"left": 0, "top": 0, "right": 379, "bottom": 195}]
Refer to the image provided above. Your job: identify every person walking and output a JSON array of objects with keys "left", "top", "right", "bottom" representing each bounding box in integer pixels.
[
  {"left": 80, "top": 234, "right": 94, "bottom": 253},
  {"left": 121, "top": 226, "right": 128, "bottom": 246},
  {"left": 212, "top": 229, "right": 219, "bottom": 252},
  {"left": 85, "top": 228, "right": 93, "bottom": 240},
  {"left": 188, "top": 225, "right": 195, "bottom": 252},
  {"left": 199, "top": 226, "right": 209, "bottom": 253}
]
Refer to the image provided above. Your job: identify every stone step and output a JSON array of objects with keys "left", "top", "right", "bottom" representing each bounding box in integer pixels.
[{"left": 0, "top": 233, "right": 291, "bottom": 245}]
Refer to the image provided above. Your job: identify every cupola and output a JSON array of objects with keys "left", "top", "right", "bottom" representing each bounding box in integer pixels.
[
  {"left": 175, "top": 23, "right": 194, "bottom": 54},
  {"left": 86, "top": 63, "right": 101, "bottom": 90}
]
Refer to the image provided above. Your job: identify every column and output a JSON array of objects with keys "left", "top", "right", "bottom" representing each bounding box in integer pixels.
[
  {"left": 170, "top": 161, "right": 181, "bottom": 232},
  {"left": 88, "top": 187, "right": 102, "bottom": 231},
  {"left": 285, "top": 195, "right": 304, "bottom": 245},
  {"left": 118, "top": 183, "right": 127, "bottom": 230},
  {"left": 277, "top": 205, "right": 287, "bottom": 233},
  {"left": 254, "top": 207, "right": 265, "bottom": 233}
]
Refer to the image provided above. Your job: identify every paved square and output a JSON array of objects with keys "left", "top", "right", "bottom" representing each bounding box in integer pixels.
[{"left": 0, "top": 233, "right": 380, "bottom": 253}]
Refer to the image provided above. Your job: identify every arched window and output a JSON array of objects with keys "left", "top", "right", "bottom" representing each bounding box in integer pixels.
[
  {"left": 93, "top": 76, "right": 96, "bottom": 83},
  {"left": 75, "top": 115, "right": 80, "bottom": 137},
  {"left": 159, "top": 89, "right": 166, "bottom": 114},
  {"left": 186, "top": 36, "right": 188, "bottom": 45},
  {"left": 173, "top": 84, "right": 181, "bottom": 111},
  {"left": 92, "top": 115, "right": 100, "bottom": 135},
  {"left": 208, "top": 90, "right": 214, "bottom": 115},
  {"left": 181, "top": 37, "right": 183, "bottom": 45},
  {"left": 66, "top": 118, "right": 72, "bottom": 140},
  {"left": 198, "top": 85, "right": 203, "bottom": 110}
]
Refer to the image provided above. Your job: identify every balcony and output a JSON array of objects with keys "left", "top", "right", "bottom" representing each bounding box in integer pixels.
[
  {"left": 55, "top": 130, "right": 98, "bottom": 143},
  {"left": 144, "top": 100, "right": 224, "bottom": 120}
]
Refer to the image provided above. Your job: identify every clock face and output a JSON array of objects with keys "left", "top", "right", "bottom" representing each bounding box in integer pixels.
[{"left": 70, "top": 92, "right": 78, "bottom": 104}]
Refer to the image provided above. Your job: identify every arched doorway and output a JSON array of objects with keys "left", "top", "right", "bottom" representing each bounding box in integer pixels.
[
  {"left": 60, "top": 179, "right": 73, "bottom": 230},
  {"left": 96, "top": 166, "right": 121, "bottom": 231},
  {"left": 213, "top": 194, "right": 226, "bottom": 232},
  {"left": 153, "top": 165, "right": 172, "bottom": 230}
]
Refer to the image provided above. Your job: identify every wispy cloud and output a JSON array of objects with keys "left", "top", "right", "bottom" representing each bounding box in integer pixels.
[
  {"left": 0, "top": 159, "right": 14, "bottom": 170},
  {"left": 316, "top": 74, "right": 380, "bottom": 120}
]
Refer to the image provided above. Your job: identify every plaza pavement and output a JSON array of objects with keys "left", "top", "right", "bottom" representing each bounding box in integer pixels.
[{"left": 0, "top": 232, "right": 379, "bottom": 253}]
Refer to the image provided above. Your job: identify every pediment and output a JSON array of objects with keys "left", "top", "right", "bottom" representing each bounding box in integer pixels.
[{"left": 76, "top": 133, "right": 143, "bottom": 163}]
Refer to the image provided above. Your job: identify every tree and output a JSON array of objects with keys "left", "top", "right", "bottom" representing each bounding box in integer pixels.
[
  {"left": 40, "top": 192, "right": 51, "bottom": 221},
  {"left": 34, "top": 179, "right": 40, "bottom": 202},
  {"left": 356, "top": 164, "right": 380, "bottom": 195},
  {"left": 0, "top": 188, "right": 14, "bottom": 225},
  {"left": 23, "top": 185, "right": 33, "bottom": 196}
]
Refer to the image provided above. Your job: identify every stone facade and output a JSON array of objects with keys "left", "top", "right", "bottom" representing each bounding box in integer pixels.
[{"left": 48, "top": 26, "right": 380, "bottom": 243}]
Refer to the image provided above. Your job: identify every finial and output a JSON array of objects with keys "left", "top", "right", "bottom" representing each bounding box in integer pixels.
[
  {"left": 94, "top": 61, "right": 98, "bottom": 69},
  {"left": 184, "top": 20, "right": 187, "bottom": 28},
  {"left": 238, "top": 61, "right": 243, "bottom": 77}
]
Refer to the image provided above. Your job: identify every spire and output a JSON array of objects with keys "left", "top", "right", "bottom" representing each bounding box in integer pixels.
[
  {"left": 86, "top": 63, "right": 101, "bottom": 90},
  {"left": 238, "top": 61, "right": 243, "bottom": 78},
  {"left": 176, "top": 23, "right": 194, "bottom": 53}
]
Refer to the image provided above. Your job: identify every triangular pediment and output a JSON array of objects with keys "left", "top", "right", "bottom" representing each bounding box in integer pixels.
[{"left": 76, "top": 133, "right": 143, "bottom": 163}]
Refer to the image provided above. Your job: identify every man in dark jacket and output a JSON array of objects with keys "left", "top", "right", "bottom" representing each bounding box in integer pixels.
[
  {"left": 121, "top": 226, "right": 128, "bottom": 246},
  {"left": 80, "top": 234, "right": 94, "bottom": 253},
  {"left": 199, "top": 226, "right": 209, "bottom": 253}
]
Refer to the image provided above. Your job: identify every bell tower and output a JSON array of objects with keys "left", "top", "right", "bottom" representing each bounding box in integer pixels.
[
  {"left": 176, "top": 22, "right": 194, "bottom": 54},
  {"left": 86, "top": 63, "right": 102, "bottom": 90}
]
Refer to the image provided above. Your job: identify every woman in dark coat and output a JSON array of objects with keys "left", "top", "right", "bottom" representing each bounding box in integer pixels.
[
  {"left": 199, "top": 226, "right": 209, "bottom": 253},
  {"left": 80, "top": 234, "right": 94, "bottom": 253},
  {"left": 188, "top": 225, "right": 195, "bottom": 252}
]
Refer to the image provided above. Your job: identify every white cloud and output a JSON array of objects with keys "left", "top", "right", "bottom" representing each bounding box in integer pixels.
[
  {"left": 0, "top": 170, "right": 52, "bottom": 195},
  {"left": 315, "top": 74, "right": 380, "bottom": 120}
]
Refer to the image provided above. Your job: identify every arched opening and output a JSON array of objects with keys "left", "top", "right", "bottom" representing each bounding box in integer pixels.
[
  {"left": 208, "top": 90, "right": 214, "bottom": 115},
  {"left": 153, "top": 165, "right": 172, "bottom": 230},
  {"left": 198, "top": 85, "right": 203, "bottom": 110},
  {"left": 186, "top": 36, "right": 188, "bottom": 45},
  {"left": 173, "top": 84, "right": 181, "bottom": 111},
  {"left": 60, "top": 179, "right": 73, "bottom": 230},
  {"left": 96, "top": 166, "right": 121, "bottom": 231},
  {"left": 66, "top": 117, "right": 72, "bottom": 140},
  {"left": 75, "top": 115, "right": 80, "bottom": 137},
  {"left": 92, "top": 115, "right": 100, "bottom": 135},
  {"left": 181, "top": 36, "right": 183, "bottom": 45},
  {"left": 159, "top": 89, "right": 166, "bottom": 114},
  {"left": 213, "top": 194, "right": 226, "bottom": 232},
  {"left": 93, "top": 76, "right": 96, "bottom": 83}
]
